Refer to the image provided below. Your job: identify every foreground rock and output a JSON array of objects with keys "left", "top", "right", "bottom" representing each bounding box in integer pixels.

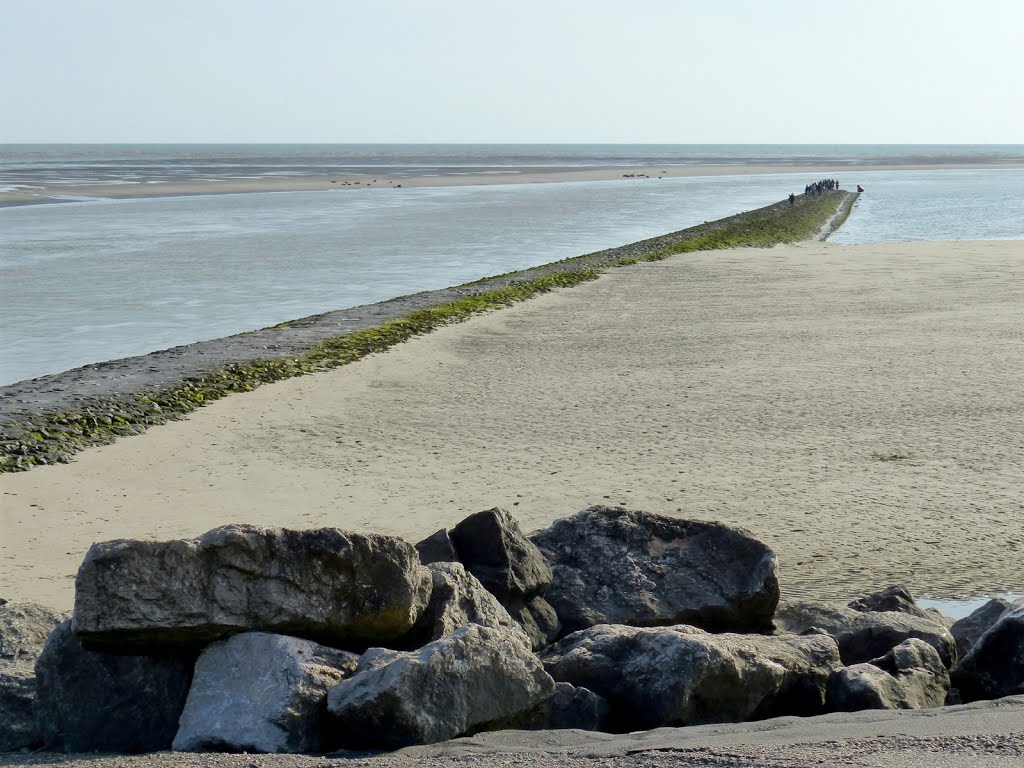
[
  {"left": 848, "top": 585, "right": 933, "bottom": 619},
  {"left": 532, "top": 506, "right": 779, "bottom": 635},
  {"left": 327, "top": 624, "right": 555, "bottom": 748},
  {"left": 34, "top": 621, "right": 193, "bottom": 753},
  {"left": 541, "top": 624, "right": 840, "bottom": 731},
  {"left": 774, "top": 600, "right": 957, "bottom": 668},
  {"left": 951, "top": 601, "right": 1024, "bottom": 702},
  {"left": 73, "top": 525, "right": 432, "bottom": 650},
  {"left": 827, "top": 638, "right": 950, "bottom": 711},
  {"left": 449, "top": 508, "right": 552, "bottom": 602},
  {"left": 950, "top": 599, "right": 1010, "bottom": 659},
  {"left": 506, "top": 596, "right": 562, "bottom": 651},
  {"left": 414, "top": 529, "right": 458, "bottom": 565},
  {"left": 500, "top": 682, "right": 610, "bottom": 732},
  {"left": 401, "top": 562, "right": 527, "bottom": 648},
  {"left": 446, "top": 509, "right": 557, "bottom": 647},
  {"left": 0, "top": 601, "right": 65, "bottom": 751},
  {"left": 173, "top": 632, "right": 358, "bottom": 753}
]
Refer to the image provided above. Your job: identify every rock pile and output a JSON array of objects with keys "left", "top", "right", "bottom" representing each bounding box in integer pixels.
[{"left": 1, "top": 504, "right": 1021, "bottom": 755}]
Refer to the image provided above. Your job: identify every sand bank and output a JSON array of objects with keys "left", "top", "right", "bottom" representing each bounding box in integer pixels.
[
  {"left": 2, "top": 239, "right": 1024, "bottom": 609},
  {"left": 2, "top": 161, "right": 1022, "bottom": 207}
]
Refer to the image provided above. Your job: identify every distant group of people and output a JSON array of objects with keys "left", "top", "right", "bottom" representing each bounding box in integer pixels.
[
  {"left": 805, "top": 179, "right": 839, "bottom": 196},
  {"left": 788, "top": 178, "right": 841, "bottom": 205}
]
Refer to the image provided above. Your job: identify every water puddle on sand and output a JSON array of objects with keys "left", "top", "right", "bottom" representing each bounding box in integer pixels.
[{"left": 918, "top": 594, "right": 1022, "bottom": 620}]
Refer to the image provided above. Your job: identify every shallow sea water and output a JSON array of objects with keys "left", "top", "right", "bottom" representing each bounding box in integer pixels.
[
  {"left": 919, "top": 594, "right": 1021, "bottom": 620},
  {"left": 0, "top": 174, "right": 796, "bottom": 384},
  {"left": 1, "top": 168, "right": 1022, "bottom": 385}
]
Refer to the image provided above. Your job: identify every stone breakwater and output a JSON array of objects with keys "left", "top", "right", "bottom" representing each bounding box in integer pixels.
[
  {"left": 2, "top": 504, "right": 1021, "bottom": 755},
  {"left": 0, "top": 192, "right": 856, "bottom": 472}
]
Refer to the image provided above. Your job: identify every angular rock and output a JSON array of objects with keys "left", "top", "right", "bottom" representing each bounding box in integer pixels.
[
  {"left": 34, "top": 620, "right": 193, "bottom": 753},
  {"left": 827, "top": 638, "right": 950, "bottom": 711},
  {"left": 950, "top": 599, "right": 1010, "bottom": 659},
  {"left": 532, "top": 506, "right": 779, "bottom": 635},
  {"left": 73, "top": 524, "right": 432, "bottom": 650},
  {"left": 950, "top": 601, "right": 1024, "bottom": 702},
  {"left": 400, "top": 562, "right": 527, "bottom": 648},
  {"left": 415, "top": 529, "right": 458, "bottom": 565},
  {"left": 774, "top": 600, "right": 957, "bottom": 668},
  {"left": 848, "top": 585, "right": 932, "bottom": 619},
  {"left": 507, "top": 596, "right": 562, "bottom": 651},
  {"left": 449, "top": 508, "right": 552, "bottom": 602},
  {"left": 500, "top": 682, "right": 610, "bottom": 731},
  {"left": 541, "top": 624, "right": 841, "bottom": 731},
  {"left": 326, "top": 624, "right": 555, "bottom": 748},
  {"left": 173, "top": 632, "right": 358, "bottom": 753},
  {"left": 1, "top": 601, "right": 65, "bottom": 751}
]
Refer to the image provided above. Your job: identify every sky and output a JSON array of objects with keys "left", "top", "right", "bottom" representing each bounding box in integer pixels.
[{"left": 3, "top": 0, "right": 1022, "bottom": 144}]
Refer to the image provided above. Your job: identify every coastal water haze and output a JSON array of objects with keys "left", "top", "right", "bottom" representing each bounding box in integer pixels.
[{"left": 4, "top": 144, "right": 1024, "bottom": 191}]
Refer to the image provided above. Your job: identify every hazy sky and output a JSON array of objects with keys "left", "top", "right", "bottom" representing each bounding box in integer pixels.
[{"left": 3, "top": 0, "right": 1022, "bottom": 144}]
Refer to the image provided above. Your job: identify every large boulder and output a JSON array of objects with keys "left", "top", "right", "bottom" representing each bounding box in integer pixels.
[
  {"left": 950, "top": 599, "right": 1010, "bottom": 659},
  {"left": 774, "top": 600, "right": 957, "bottom": 668},
  {"left": 950, "top": 601, "right": 1024, "bottom": 702},
  {"left": 326, "top": 624, "right": 555, "bottom": 748},
  {"left": 540, "top": 624, "right": 841, "bottom": 731},
  {"left": 531, "top": 506, "right": 779, "bottom": 635},
  {"left": 506, "top": 596, "right": 562, "bottom": 651},
  {"left": 0, "top": 601, "right": 65, "bottom": 751},
  {"left": 73, "top": 525, "right": 432, "bottom": 651},
  {"left": 827, "top": 638, "right": 950, "bottom": 711},
  {"left": 173, "top": 632, "right": 358, "bottom": 753},
  {"left": 848, "top": 585, "right": 932, "bottom": 619},
  {"left": 34, "top": 621, "right": 193, "bottom": 753},
  {"left": 414, "top": 529, "right": 458, "bottom": 565},
  {"left": 449, "top": 508, "right": 552, "bottom": 602},
  {"left": 499, "top": 682, "right": 610, "bottom": 732},
  {"left": 400, "top": 562, "right": 528, "bottom": 649}
]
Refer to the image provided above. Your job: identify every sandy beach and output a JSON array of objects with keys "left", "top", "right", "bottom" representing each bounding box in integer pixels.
[
  {"left": 2, "top": 238, "right": 1023, "bottom": 610},
  {"left": 3, "top": 160, "right": 1023, "bottom": 207}
]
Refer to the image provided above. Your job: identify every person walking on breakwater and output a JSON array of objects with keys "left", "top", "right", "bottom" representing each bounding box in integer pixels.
[{"left": 789, "top": 193, "right": 795, "bottom": 205}]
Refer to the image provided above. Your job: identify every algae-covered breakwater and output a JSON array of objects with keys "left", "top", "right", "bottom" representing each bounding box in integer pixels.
[{"left": 0, "top": 191, "right": 856, "bottom": 472}]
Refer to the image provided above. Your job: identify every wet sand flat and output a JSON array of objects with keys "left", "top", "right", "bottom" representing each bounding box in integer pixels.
[
  {"left": 3, "top": 161, "right": 1023, "bottom": 207},
  {"left": 2, "top": 239, "right": 1024, "bottom": 609}
]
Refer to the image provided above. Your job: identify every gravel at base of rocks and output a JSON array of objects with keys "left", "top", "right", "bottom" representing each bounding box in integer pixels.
[{"left": 0, "top": 732, "right": 1022, "bottom": 768}]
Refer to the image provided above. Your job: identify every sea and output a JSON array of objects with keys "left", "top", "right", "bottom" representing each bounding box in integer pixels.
[{"left": 2, "top": 144, "right": 1023, "bottom": 386}]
